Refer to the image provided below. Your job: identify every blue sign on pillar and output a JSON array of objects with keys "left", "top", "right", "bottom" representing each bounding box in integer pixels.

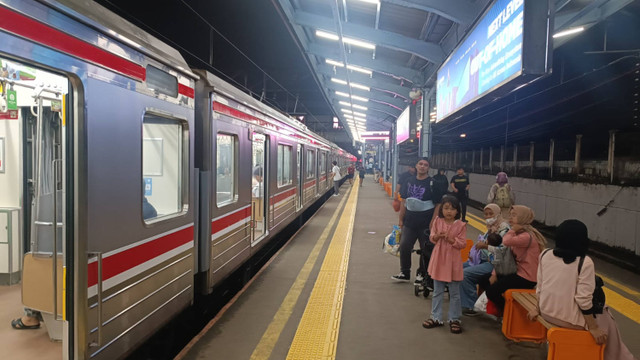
[{"left": 144, "top": 178, "right": 152, "bottom": 196}]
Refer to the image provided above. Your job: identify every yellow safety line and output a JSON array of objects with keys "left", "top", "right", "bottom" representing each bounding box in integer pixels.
[
  {"left": 465, "top": 211, "right": 640, "bottom": 325},
  {"left": 286, "top": 183, "right": 359, "bottom": 360},
  {"left": 603, "top": 288, "right": 640, "bottom": 324},
  {"left": 250, "top": 188, "right": 352, "bottom": 360}
]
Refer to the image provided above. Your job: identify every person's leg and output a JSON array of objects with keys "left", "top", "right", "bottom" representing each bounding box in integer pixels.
[
  {"left": 399, "top": 226, "right": 418, "bottom": 277},
  {"left": 486, "top": 274, "right": 536, "bottom": 312},
  {"left": 333, "top": 180, "right": 339, "bottom": 195},
  {"left": 417, "top": 227, "right": 431, "bottom": 276},
  {"left": 448, "top": 281, "right": 462, "bottom": 322},
  {"left": 430, "top": 280, "right": 445, "bottom": 322},
  {"left": 460, "top": 197, "right": 468, "bottom": 221},
  {"left": 461, "top": 262, "right": 493, "bottom": 310}
]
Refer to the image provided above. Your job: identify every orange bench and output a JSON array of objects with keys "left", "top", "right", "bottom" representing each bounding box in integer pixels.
[
  {"left": 503, "top": 289, "right": 605, "bottom": 360},
  {"left": 460, "top": 239, "right": 474, "bottom": 262}
]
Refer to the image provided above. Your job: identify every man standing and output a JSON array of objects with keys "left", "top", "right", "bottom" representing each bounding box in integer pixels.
[
  {"left": 347, "top": 163, "right": 355, "bottom": 185},
  {"left": 391, "top": 158, "right": 435, "bottom": 285},
  {"left": 395, "top": 165, "right": 416, "bottom": 200},
  {"left": 450, "top": 166, "right": 470, "bottom": 222},
  {"left": 330, "top": 161, "right": 342, "bottom": 196}
]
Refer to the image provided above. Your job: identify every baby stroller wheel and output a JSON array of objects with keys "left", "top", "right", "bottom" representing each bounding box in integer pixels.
[
  {"left": 414, "top": 285, "right": 420, "bottom": 296},
  {"left": 423, "top": 287, "right": 430, "bottom": 298}
]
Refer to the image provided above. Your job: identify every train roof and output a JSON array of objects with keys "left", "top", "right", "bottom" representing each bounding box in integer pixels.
[
  {"left": 38, "top": 0, "right": 197, "bottom": 79},
  {"left": 198, "top": 70, "right": 346, "bottom": 153}
]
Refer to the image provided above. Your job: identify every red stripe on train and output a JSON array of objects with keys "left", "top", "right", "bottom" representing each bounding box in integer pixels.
[
  {"left": 304, "top": 180, "right": 316, "bottom": 189},
  {"left": 87, "top": 226, "right": 194, "bottom": 287},
  {"left": 271, "top": 188, "right": 296, "bottom": 205},
  {"left": 178, "top": 83, "right": 194, "bottom": 98},
  {"left": 0, "top": 6, "right": 146, "bottom": 81},
  {"left": 211, "top": 207, "right": 252, "bottom": 234},
  {"left": 214, "top": 102, "right": 268, "bottom": 126}
]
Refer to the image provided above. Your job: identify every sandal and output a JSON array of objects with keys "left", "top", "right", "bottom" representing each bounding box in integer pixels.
[
  {"left": 422, "top": 318, "right": 443, "bottom": 329},
  {"left": 449, "top": 320, "right": 463, "bottom": 334},
  {"left": 11, "top": 318, "right": 40, "bottom": 330}
]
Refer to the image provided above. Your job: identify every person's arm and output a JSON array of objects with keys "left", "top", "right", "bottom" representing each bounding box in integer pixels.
[
  {"left": 398, "top": 199, "right": 406, "bottom": 227},
  {"left": 465, "top": 176, "right": 470, "bottom": 191},
  {"left": 429, "top": 218, "right": 440, "bottom": 244},
  {"left": 502, "top": 229, "right": 530, "bottom": 247},
  {"left": 450, "top": 179, "right": 458, "bottom": 192},
  {"left": 583, "top": 314, "right": 607, "bottom": 344},
  {"left": 508, "top": 184, "right": 515, "bottom": 204},
  {"left": 487, "top": 184, "right": 497, "bottom": 203},
  {"left": 576, "top": 257, "right": 597, "bottom": 313},
  {"left": 449, "top": 222, "right": 467, "bottom": 249}
]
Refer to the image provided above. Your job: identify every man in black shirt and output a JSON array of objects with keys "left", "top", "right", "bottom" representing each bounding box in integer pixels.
[
  {"left": 450, "top": 166, "right": 470, "bottom": 222},
  {"left": 395, "top": 165, "right": 416, "bottom": 200},
  {"left": 391, "top": 158, "right": 434, "bottom": 285}
]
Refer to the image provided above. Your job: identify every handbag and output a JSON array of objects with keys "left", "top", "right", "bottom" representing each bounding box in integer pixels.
[{"left": 492, "top": 233, "right": 532, "bottom": 275}]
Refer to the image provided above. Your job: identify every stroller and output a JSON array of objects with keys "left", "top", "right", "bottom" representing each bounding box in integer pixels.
[{"left": 412, "top": 248, "right": 434, "bottom": 298}]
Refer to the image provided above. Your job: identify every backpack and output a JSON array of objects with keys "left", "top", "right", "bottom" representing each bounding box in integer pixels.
[
  {"left": 541, "top": 250, "right": 605, "bottom": 315},
  {"left": 495, "top": 184, "right": 512, "bottom": 208},
  {"left": 491, "top": 246, "right": 518, "bottom": 275}
]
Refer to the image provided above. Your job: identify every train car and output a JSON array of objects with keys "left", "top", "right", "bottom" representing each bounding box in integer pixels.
[{"left": 0, "top": 0, "right": 353, "bottom": 359}]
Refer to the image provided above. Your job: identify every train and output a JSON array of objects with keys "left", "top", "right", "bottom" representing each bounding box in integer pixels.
[{"left": 0, "top": 0, "right": 355, "bottom": 358}]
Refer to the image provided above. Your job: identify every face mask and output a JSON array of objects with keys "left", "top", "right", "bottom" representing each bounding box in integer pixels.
[{"left": 485, "top": 217, "right": 497, "bottom": 225}]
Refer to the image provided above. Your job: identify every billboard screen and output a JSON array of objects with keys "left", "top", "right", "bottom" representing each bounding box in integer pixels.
[
  {"left": 436, "top": 0, "right": 525, "bottom": 122},
  {"left": 396, "top": 107, "right": 410, "bottom": 144}
]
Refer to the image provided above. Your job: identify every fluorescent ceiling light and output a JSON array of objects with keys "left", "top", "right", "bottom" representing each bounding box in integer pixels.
[
  {"left": 341, "top": 108, "right": 353, "bottom": 114},
  {"left": 326, "top": 59, "right": 345, "bottom": 67},
  {"left": 351, "top": 94, "right": 369, "bottom": 102},
  {"left": 342, "top": 37, "right": 376, "bottom": 50},
  {"left": 351, "top": 103, "right": 367, "bottom": 110},
  {"left": 553, "top": 27, "right": 584, "bottom": 38},
  {"left": 354, "top": 0, "right": 380, "bottom": 4},
  {"left": 347, "top": 64, "right": 372, "bottom": 75},
  {"left": 335, "top": 91, "right": 350, "bottom": 98},
  {"left": 316, "top": 30, "right": 340, "bottom": 41},
  {"left": 339, "top": 100, "right": 352, "bottom": 107},
  {"left": 350, "top": 82, "right": 370, "bottom": 91},
  {"left": 343, "top": 114, "right": 354, "bottom": 119},
  {"left": 353, "top": 111, "right": 366, "bottom": 117},
  {"left": 331, "top": 78, "right": 348, "bottom": 85}
]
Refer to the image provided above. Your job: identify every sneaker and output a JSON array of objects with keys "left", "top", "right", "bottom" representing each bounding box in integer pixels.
[
  {"left": 391, "top": 272, "right": 410, "bottom": 282},
  {"left": 414, "top": 274, "right": 424, "bottom": 284},
  {"left": 333, "top": 194, "right": 339, "bottom": 197},
  {"left": 462, "top": 308, "right": 480, "bottom": 317}
]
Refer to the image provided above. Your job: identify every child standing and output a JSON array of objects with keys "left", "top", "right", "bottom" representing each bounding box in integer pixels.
[{"left": 423, "top": 195, "right": 467, "bottom": 334}]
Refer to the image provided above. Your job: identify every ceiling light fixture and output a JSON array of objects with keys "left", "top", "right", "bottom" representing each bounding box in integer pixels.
[
  {"left": 315, "top": 30, "right": 340, "bottom": 41},
  {"left": 331, "top": 78, "right": 348, "bottom": 85},
  {"left": 326, "top": 59, "right": 345, "bottom": 67},
  {"left": 351, "top": 103, "right": 367, "bottom": 110},
  {"left": 353, "top": 111, "right": 366, "bottom": 117},
  {"left": 354, "top": 0, "right": 380, "bottom": 4},
  {"left": 350, "top": 94, "right": 369, "bottom": 102},
  {"left": 325, "top": 59, "right": 373, "bottom": 75},
  {"left": 350, "top": 83, "right": 370, "bottom": 91},
  {"left": 335, "top": 91, "right": 350, "bottom": 98},
  {"left": 553, "top": 26, "right": 584, "bottom": 38},
  {"left": 315, "top": 31, "right": 375, "bottom": 50},
  {"left": 341, "top": 108, "right": 353, "bottom": 114}
]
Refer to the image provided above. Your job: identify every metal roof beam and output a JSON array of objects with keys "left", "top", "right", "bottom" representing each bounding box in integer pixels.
[
  {"left": 380, "top": 0, "right": 482, "bottom": 26},
  {"left": 308, "top": 43, "right": 424, "bottom": 83},
  {"left": 317, "top": 64, "right": 411, "bottom": 99},
  {"left": 294, "top": 10, "right": 446, "bottom": 64},
  {"left": 554, "top": 0, "right": 634, "bottom": 46}
]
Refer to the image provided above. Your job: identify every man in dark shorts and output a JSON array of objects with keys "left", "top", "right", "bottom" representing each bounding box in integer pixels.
[
  {"left": 391, "top": 158, "right": 435, "bottom": 286},
  {"left": 358, "top": 164, "right": 366, "bottom": 187}
]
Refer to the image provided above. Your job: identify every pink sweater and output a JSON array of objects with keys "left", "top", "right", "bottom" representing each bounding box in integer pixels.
[
  {"left": 427, "top": 218, "right": 467, "bottom": 282},
  {"left": 537, "top": 251, "right": 596, "bottom": 328},
  {"left": 502, "top": 230, "right": 541, "bottom": 282}
]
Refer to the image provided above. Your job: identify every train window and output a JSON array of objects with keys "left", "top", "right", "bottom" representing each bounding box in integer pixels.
[
  {"left": 277, "top": 144, "right": 292, "bottom": 187},
  {"left": 306, "top": 150, "right": 315, "bottom": 179},
  {"left": 146, "top": 65, "right": 178, "bottom": 97},
  {"left": 216, "top": 133, "right": 237, "bottom": 206},
  {"left": 319, "top": 152, "right": 326, "bottom": 175},
  {"left": 142, "top": 114, "right": 187, "bottom": 222}
]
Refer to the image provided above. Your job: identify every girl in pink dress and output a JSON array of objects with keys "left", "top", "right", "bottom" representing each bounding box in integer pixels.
[{"left": 422, "top": 195, "right": 467, "bottom": 334}]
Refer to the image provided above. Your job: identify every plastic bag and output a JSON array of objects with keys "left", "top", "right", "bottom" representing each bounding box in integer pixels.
[
  {"left": 474, "top": 292, "right": 488, "bottom": 313},
  {"left": 382, "top": 225, "right": 401, "bottom": 256}
]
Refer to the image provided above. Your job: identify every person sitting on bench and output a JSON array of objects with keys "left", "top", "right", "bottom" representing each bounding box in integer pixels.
[{"left": 528, "top": 220, "right": 636, "bottom": 360}]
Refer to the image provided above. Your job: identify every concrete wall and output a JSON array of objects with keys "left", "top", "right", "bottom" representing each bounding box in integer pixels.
[{"left": 441, "top": 170, "right": 640, "bottom": 256}]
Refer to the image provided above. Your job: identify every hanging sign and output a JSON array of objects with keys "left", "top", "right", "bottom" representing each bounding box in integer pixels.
[
  {"left": 0, "top": 110, "right": 18, "bottom": 120},
  {"left": 7, "top": 89, "right": 17, "bottom": 110}
]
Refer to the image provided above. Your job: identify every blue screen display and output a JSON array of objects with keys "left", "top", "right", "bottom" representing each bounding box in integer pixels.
[{"left": 436, "top": 0, "right": 524, "bottom": 122}]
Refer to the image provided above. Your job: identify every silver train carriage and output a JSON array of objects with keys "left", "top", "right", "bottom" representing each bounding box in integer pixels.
[{"left": 0, "top": 0, "right": 354, "bottom": 359}]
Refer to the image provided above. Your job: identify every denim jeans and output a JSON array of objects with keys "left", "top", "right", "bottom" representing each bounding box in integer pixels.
[
  {"left": 431, "top": 280, "right": 462, "bottom": 322},
  {"left": 461, "top": 261, "right": 494, "bottom": 309}
]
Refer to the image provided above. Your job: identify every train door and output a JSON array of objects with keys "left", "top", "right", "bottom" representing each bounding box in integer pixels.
[
  {"left": 316, "top": 151, "right": 321, "bottom": 196},
  {"left": 296, "top": 144, "right": 303, "bottom": 210},
  {"left": 251, "top": 132, "right": 268, "bottom": 243},
  {"left": 0, "top": 57, "right": 70, "bottom": 359}
]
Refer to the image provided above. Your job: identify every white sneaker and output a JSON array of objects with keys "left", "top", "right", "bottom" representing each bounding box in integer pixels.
[{"left": 333, "top": 194, "right": 339, "bottom": 197}]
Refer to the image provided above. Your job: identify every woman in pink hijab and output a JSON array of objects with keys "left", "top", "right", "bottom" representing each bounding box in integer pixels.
[{"left": 487, "top": 172, "right": 515, "bottom": 218}]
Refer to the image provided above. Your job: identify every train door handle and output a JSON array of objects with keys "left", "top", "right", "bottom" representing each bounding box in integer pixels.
[{"left": 87, "top": 251, "right": 103, "bottom": 348}]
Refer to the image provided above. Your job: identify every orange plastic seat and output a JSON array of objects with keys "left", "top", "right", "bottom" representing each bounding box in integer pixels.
[
  {"left": 460, "top": 239, "right": 474, "bottom": 262},
  {"left": 502, "top": 289, "right": 605, "bottom": 360}
]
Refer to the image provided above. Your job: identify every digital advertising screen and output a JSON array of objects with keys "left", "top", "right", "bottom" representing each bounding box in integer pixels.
[
  {"left": 396, "top": 107, "right": 410, "bottom": 144},
  {"left": 436, "top": 0, "right": 525, "bottom": 122}
]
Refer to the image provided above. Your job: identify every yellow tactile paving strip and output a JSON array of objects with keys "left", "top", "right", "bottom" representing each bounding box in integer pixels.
[{"left": 286, "top": 184, "right": 359, "bottom": 360}]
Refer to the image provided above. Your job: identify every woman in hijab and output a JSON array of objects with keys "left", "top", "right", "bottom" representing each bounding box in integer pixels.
[
  {"left": 487, "top": 172, "right": 515, "bottom": 218},
  {"left": 483, "top": 205, "right": 546, "bottom": 313},
  {"left": 528, "top": 220, "right": 637, "bottom": 360},
  {"left": 460, "top": 203, "right": 510, "bottom": 316}
]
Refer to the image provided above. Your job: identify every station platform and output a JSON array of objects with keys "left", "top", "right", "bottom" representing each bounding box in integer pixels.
[{"left": 176, "top": 176, "right": 640, "bottom": 360}]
